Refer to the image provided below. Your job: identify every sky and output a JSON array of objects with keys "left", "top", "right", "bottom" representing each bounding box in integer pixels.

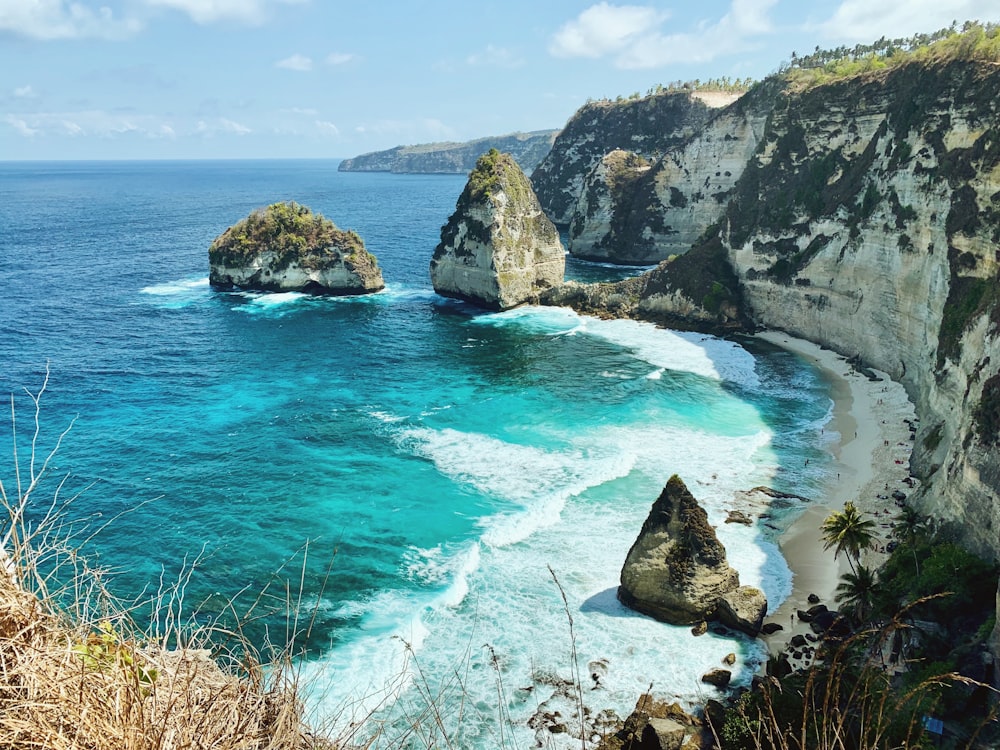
[{"left": 3, "top": 0, "right": 1000, "bottom": 160}]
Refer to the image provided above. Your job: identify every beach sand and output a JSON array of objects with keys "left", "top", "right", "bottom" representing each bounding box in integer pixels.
[{"left": 754, "top": 331, "right": 919, "bottom": 661}]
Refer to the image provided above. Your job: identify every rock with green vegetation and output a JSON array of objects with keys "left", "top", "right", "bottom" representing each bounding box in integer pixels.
[
  {"left": 208, "top": 201, "right": 384, "bottom": 295},
  {"left": 618, "top": 475, "right": 740, "bottom": 625},
  {"left": 430, "top": 149, "right": 564, "bottom": 310},
  {"left": 338, "top": 130, "right": 559, "bottom": 175}
]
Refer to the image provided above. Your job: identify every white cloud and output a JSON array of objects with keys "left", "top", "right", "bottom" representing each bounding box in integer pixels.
[
  {"left": 5, "top": 115, "right": 39, "bottom": 137},
  {"left": 276, "top": 54, "right": 313, "bottom": 71},
  {"left": 818, "top": 0, "right": 1000, "bottom": 42},
  {"left": 13, "top": 85, "right": 37, "bottom": 98},
  {"left": 0, "top": 0, "right": 141, "bottom": 40},
  {"left": 144, "top": 0, "right": 265, "bottom": 24},
  {"left": 3, "top": 110, "right": 180, "bottom": 138},
  {"left": 466, "top": 44, "right": 524, "bottom": 68},
  {"left": 549, "top": 3, "right": 668, "bottom": 59},
  {"left": 325, "top": 52, "right": 356, "bottom": 65},
  {"left": 281, "top": 106, "right": 319, "bottom": 115},
  {"left": 218, "top": 117, "right": 251, "bottom": 135},
  {"left": 550, "top": 0, "right": 779, "bottom": 68},
  {"left": 315, "top": 120, "right": 339, "bottom": 136}
]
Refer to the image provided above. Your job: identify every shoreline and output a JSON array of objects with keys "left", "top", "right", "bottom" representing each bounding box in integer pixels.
[{"left": 754, "top": 331, "right": 918, "bottom": 660}]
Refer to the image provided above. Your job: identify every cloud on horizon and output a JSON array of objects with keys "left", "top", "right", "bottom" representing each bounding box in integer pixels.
[
  {"left": 2, "top": 109, "right": 181, "bottom": 138},
  {"left": 549, "top": 0, "right": 779, "bottom": 68}
]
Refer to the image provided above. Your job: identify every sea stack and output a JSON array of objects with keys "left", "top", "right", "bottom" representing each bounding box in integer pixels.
[
  {"left": 619, "top": 475, "right": 766, "bottom": 634},
  {"left": 430, "top": 149, "right": 564, "bottom": 310},
  {"left": 208, "top": 201, "right": 384, "bottom": 295}
]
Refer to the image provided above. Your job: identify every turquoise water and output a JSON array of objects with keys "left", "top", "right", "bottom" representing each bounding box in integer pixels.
[{"left": 0, "top": 160, "right": 837, "bottom": 747}]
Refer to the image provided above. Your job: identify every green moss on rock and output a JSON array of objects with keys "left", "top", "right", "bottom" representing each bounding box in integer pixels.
[{"left": 209, "top": 201, "right": 372, "bottom": 274}]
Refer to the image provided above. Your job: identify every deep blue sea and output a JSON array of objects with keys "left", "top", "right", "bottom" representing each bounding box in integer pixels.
[{"left": 0, "top": 160, "right": 838, "bottom": 748}]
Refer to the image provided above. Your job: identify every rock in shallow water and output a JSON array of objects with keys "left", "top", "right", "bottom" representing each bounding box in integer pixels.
[
  {"left": 430, "top": 149, "right": 564, "bottom": 310},
  {"left": 618, "top": 475, "right": 740, "bottom": 624},
  {"left": 208, "top": 201, "right": 384, "bottom": 295}
]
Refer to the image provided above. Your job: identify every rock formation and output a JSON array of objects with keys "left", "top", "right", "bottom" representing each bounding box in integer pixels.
[
  {"left": 531, "top": 89, "right": 742, "bottom": 226},
  {"left": 208, "top": 201, "right": 384, "bottom": 295},
  {"left": 717, "top": 586, "right": 768, "bottom": 637},
  {"left": 618, "top": 475, "right": 741, "bottom": 625},
  {"left": 430, "top": 149, "right": 565, "bottom": 310},
  {"left": 338, "top": 130, "right": 559, "bottom": 175},
  {"left": 567, "top": 149, "right": 653, "bottom": 263}
]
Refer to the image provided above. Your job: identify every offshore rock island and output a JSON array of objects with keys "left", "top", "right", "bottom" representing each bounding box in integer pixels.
[
  {"left": 430, "top": 149, "right": 565, "bottom": 310},
  {"left": 208, "top": 201, "right": 384, "bottom": 295}
]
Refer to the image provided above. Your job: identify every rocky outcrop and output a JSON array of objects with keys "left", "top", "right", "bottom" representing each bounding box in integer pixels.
[
  {"left": 532, "top": 90, "right": 741, "bottom": 226},
  {"left": 563, "top": 82, "right": 774, "bottom": 263},
  {"left": 717, "top": 586, "right": 768, "bottom": 637},
  {"left": 541, "top": 235, "right": 750, "bottom": 334},
  {"left": 568, "top": 149, "right": 652, "bottom": 262},
  {"left": 208, "top": 201, "right": 384, "bottom": 295},
  {"left": 430, "top": 149, "right": 565, "bottom": 310},
  {"left": 338, "top": 130, "right": 559, "bottom": 175},
  {"left": 618, "top": 475, "right": 741, "bottom": 625}
]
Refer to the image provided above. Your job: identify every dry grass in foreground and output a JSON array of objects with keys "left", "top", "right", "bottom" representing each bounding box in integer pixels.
[{"left": 0, "top": 372, "right": 333, "bottom": 750}]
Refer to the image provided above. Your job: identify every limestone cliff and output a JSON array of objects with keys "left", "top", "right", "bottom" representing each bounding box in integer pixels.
[
  {"left": 565, "top": 83, "right": 774, "bottom": 263},
  {"left": 338, "top": 130, "right": 559, "bottom": 175},
  {"left": 531, "top": 90, "right": 741, "bottom": 227},
  {"left": 208, "top": 202, "right": 384, "bottom": 295},
  {"left": 544, "top": 56, "right": 1000, "bottom": 562},
  {"left": 619, "top": 475, "right": 740, "bottom": 625},
  {"left": 430, "top": 149, "right": 565, "bottom": 311}
]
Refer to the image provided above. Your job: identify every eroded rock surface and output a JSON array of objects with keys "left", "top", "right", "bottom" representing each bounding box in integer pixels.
[{"left": 430, "top": 149, "right": 564, "bottom": 310}]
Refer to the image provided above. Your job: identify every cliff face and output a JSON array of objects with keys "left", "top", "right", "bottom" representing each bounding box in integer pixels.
[
  {"left": 546, "top": 60, "right": 1000, "bottom": 560},
  {"left": 430, "top": 149, "right": 565, "bottom": 310},
  {"left": 722, "top": 61, "right": 1000, "bottom": 558},
  {"left": 208, "top": 202, "right": 384, "bottom": 295},
  {"left": 531, "top": 90, "right": 741, "bottom": 227},
  {"left": 337, "top": 130, "right": 559, "bottom": 175}
]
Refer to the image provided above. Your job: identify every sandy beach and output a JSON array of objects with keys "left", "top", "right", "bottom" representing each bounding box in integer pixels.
[{"left": 755, "top": 331, "right": 919, "bottom": 660}]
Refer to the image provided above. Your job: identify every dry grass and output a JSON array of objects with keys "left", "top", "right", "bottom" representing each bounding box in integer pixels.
[{"left": 0, "top": 370, "right": 333, "bottom": 750}]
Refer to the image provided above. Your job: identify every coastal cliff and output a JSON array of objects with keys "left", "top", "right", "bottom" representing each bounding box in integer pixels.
[
  {"left": 531, "top": 89, "right": 742, "bottom": 228},
  {"left": 541, "top": 49, "right": 1000, "bottom": 561},
  {"left": 338, "top": 130, "right": 559, "bottom": 174},
  {"left": 430, "top": 149, "right": 565, "bottom": 310}
]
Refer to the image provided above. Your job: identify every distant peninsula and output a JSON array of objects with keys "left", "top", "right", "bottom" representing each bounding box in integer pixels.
[{"left": 337, "top": 130, "right": 559, "bottom": 174}]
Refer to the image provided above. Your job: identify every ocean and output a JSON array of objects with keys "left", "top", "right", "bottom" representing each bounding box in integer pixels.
[{"left": 0, "top": 159, "right": 838, "bottom": 748}]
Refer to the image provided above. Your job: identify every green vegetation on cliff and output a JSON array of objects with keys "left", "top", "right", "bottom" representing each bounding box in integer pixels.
[
  {"left": 208, "top": 201, "right": 374, "bottom": 273},
  {"left": 781, "top": 21, "right": 1000, "bottom": 89}
]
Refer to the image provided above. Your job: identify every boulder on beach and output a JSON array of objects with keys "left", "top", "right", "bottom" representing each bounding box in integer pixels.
[{"left": 717, "top": 585, "right": 768, "bottom": 637}]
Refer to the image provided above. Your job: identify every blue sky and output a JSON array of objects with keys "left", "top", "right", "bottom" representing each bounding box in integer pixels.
[{"left": 3, "top": 0, "right": 1000, "bottom": 160}]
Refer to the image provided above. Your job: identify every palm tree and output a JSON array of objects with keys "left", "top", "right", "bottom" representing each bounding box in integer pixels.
[
  {"left": 836, "top": 564, "right": 878, "bottom": 625},
  {"left": 822, "top": 501, "right": 877, "bottom": 574},
  {"left": 891, "top": 505, "right": 927, "bottom": 576}
]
